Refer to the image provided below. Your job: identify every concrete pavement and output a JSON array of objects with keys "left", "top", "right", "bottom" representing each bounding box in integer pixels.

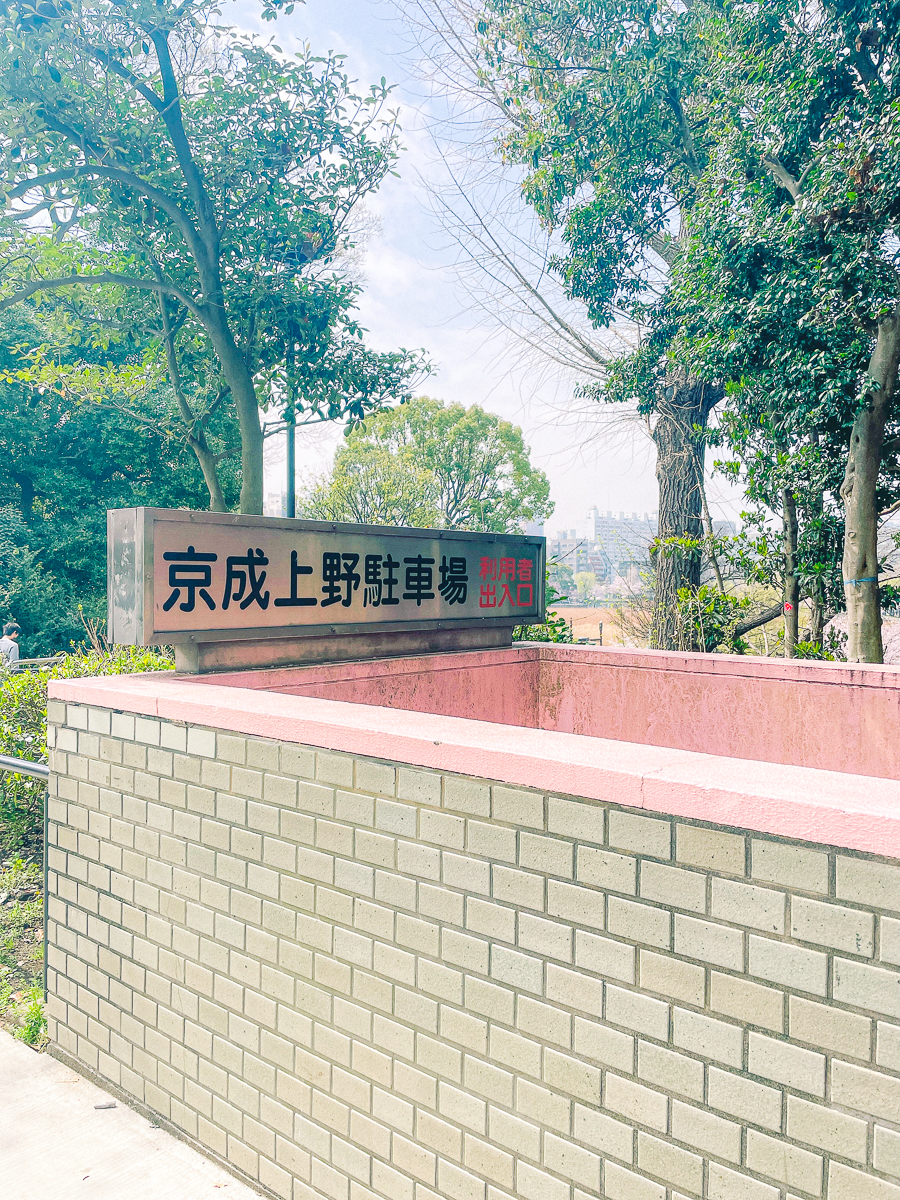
[{"left": 0, "top": 1030, "right": 264, "bottom": 1199}]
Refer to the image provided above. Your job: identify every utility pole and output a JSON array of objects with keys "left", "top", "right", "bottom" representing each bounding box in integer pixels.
[
  {"left": 285, "top": 341, "right": 296, "bottom": 519},
  {"left": 286, "top": 401, "right": 296, "bottom": 518}
]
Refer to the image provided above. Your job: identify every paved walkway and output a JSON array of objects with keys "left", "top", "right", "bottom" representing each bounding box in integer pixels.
[{"left": 0, "top": 1030, "right": 264, "bottom": 1199}]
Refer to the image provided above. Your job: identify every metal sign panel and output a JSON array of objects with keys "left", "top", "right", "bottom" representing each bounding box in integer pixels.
[{"left": 108, "top": 509, "right": 546, "bottom": 646}]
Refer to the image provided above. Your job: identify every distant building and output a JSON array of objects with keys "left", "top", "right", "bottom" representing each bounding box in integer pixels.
[
  {"left": 548, "top": 535, "right": 612, "bottom": 582},
  {"left": 549, "top": 505, "right": 737, "bottom": 589},
  {"left": 264, "top": 492, "right": 286, "bottom": 518}
]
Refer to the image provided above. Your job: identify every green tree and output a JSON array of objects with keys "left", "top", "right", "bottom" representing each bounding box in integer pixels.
[
  {"left": 549, "top": 560, "right": 575, "bottom": 602},
  {"left": 470, "top": 0, "right": 724, "bottom": 647},
  {"left": 300, "top": 442, "right": 440, "bottom": 528},
  {"left": 669, "top": 0, "right": 900, "bottom": 661},
  {"left": 0, "top": 308, "right": 223, "bottom": 652},
  {"left": 0, "top": 0, "right": 422, "bottom": 513},
  {"left": 308, "top": 396, "right": 553, "bottom": 533},
  {"left": 573, "top": 571, "right": 597, "bottom": 605}
]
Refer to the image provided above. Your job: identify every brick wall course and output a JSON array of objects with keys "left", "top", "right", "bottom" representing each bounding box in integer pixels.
[{"left": 47, "top": 701, "right": 900, "bottom": 1200}]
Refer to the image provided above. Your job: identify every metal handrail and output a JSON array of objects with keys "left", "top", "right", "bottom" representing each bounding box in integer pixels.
[
  {"left": 2, "top": 655, "right": 66, "bottom": 674},
  {"left": 0, "top": 753, "right": 49, "bottom": 781}
]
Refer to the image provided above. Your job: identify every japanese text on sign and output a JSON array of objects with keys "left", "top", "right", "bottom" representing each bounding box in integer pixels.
[{"left": 160, "top": 549, "right": 498, "bottom": 614}]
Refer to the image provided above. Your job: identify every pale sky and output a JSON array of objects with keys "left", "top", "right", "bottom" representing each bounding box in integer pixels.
[{"left": 229, "top": 0, "right": 740, "bottom": 533}]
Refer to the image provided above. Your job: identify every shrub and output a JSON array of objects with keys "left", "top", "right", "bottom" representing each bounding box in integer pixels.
[
  {"left": 0, "top": 647, "right": 173, "bottom": 857},
  {"left": 513, "top": 577, "right": 574, "bottom": 644}
]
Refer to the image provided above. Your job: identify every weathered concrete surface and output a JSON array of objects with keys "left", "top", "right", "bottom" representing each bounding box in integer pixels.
[
  {"left": 0, "top": 1030, "right": 263, "bottom": 1199},
  {"left": 195, "top": 643, "right": 900, "bottom": 780}
]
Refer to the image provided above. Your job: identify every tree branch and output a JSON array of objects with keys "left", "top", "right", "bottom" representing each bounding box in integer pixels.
[
  {"left": 156, "top": 285, "right": 228, "bottom": 512},
  {"left": 8, "top": 166, "right": 203, "bottom": 263},
  {"left": 33, "top": 106, "right": 111, "bottom": 164},
  {"left": 649, "top": 231, "right": 677, "bottom": 267},
  {"left": 149, "top": 29, "right": 220, "bottom": 260},
  {"left": 666, "top": 85, "right": 702, "bottom": 177},
  {"left": 848, "top": 46, "right": 879, "bottom": 87},
  {"left": 81, "top": 43, "right": 165, "bottom": 111},
  {"left": 437, "top": 176, "right": 607, "bottom": 367},
  {"left": 761, "top": 155, "right": 804, "bottom": 200},
  {"left": 0, "top": 274, "right": 205, "bottom": 321},
  {"left": 733, "top": 601, "right": 784, "bottom": 637}
]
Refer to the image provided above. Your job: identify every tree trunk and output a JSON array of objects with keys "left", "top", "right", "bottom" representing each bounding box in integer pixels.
[
  {"left": 802, "top": 461, "right": 825, "bottom": 653},
  {"left": 651, "top": 373, "right": 720, "bottom": 649},
  {"left": 157, "top": 293, "right": 229, "bottom": 513},
  {"left": 203, "top": 308, "right": 265, "bottom": 515},
  {"left": 12, "top": 472, "right": 35, "bottom": 523},
  {"left": 841, "top": 304, "right": 900, "bottom": 663},
  {"left": 193, "top": 442, "right": 229, "bottom": 513},
  {"left": 782, "top": 486, "right": 799, "bottom": 657},
  {"left": 805, "top": 594, "right": 824, "bottom": 650}
]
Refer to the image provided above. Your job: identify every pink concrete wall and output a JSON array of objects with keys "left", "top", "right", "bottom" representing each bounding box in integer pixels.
[
  {"left": 537, "top": 646, "right": 900, "bottom": 780},
  {"left": 197, "top": 644, "right": 900, "bottom": 780},
  {"left": 195, "top": 647, "right": 543, "bottom": 729}
]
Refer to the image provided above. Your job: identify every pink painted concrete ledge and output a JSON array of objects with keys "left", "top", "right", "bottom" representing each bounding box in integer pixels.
[
  {"left": 51, "top": 673, "right": 900, "bottom": 860},
  {"left": 184, "top": 644, "right": 900, "bottom": 780}
]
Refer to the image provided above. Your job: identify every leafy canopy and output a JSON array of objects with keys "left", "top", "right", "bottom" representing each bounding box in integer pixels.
[
  {"left": 0, "top": 0, "right": 424, "bottom": 510},
  {"left": 300, "top": 397, "right": 553, "bottom": 534},
  {"left": 666, "top": 0, "right": 900, "bottom": 620},
  {"left": 0, "top": 307, "right": 225, "bottom": 652}
]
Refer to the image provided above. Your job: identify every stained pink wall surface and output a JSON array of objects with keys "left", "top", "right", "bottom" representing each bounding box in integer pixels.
[
  {"left": 196, "top": 644, "right": 900, "bottom": 781},
  {"left": 537, "top": 646, "right": 900, "bottom": 780},
  {"left": 196, "top": 648, "right": 543, "bottom": 728}
]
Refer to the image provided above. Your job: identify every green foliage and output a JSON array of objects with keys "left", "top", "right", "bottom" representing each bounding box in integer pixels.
[
  {"left": 0, "top": 508, "right": 76, "bottom": 654},
  {"left": 795, "top": 627, "right": 848, "bottom": 662},
  {"left": 573, "top": 571, "right": 597, "bottom": 605},
  {"left": 666, "top": 0, "right": 900, "bottom": 639},
  {"left": 0, "top": 647, "right": 173, "bottom": 857},
  {"left": 0, "top": 857, "right": 44, "bottom": 1043},
  {"left": 514, "top": 577, "right": 573, "bottom": 643},
  {"left": 879, "top": 583, "right": 900, "bottom": 616},
  {"left": 0, "top": 308, "right": 225, "bottom": 651},
  {"left": 301, "top": 397, "right": 553, "bottom": 533},
  {"left": 0, "top": 0, "right": 425, "bottom": 511},
  {"left": 14, "top": 985, "right": 47, "bottom": 1045},
  {"left": 548, "top": 560, "right": 575, "bottom": 601},
  {"left": 675, "top": 584, "right": 754, "bottom": 655},
  {"left": 474, "top": 0, "right": 900, "bottom": 654},
  {"left": 477, "top": 0, "right": 708, "bottom": 327},
  {"left": 300, "top": 442, "right": 441, "bottom": 528}
]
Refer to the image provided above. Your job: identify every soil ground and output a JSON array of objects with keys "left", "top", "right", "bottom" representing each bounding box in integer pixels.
[
  {"left": 0, "top": 856, "right": 46, "bottom": 1044},
  {"left": 555, "top": 605, "right": 628, "bottom": 644}
]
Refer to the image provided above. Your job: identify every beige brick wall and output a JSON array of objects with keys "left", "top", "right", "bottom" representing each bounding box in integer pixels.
[{"left": 46, "top": 699, "right": 900, "bottom": 1200}]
